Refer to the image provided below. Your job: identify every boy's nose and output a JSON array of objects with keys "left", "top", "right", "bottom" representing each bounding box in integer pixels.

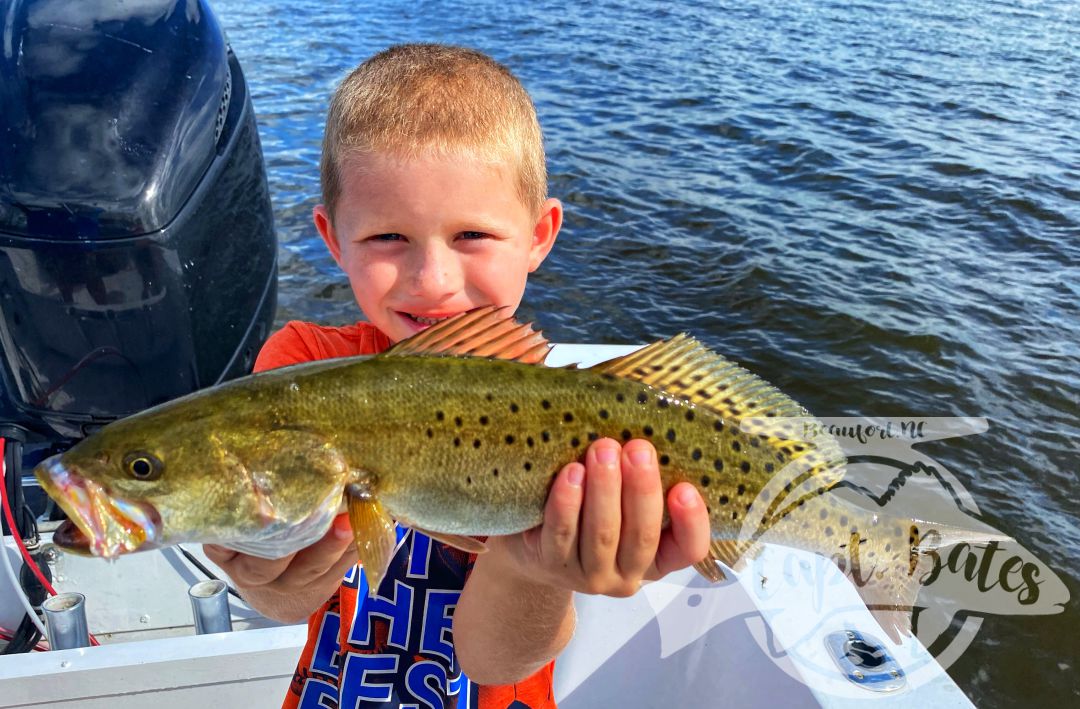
[{"left": 408, "top": 244, "right": 463, "bottom": 299}]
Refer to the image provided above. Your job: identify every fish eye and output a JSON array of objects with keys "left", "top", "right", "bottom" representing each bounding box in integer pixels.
[{"left": 123, "top": 452, "right": 163, "bottom": 481}]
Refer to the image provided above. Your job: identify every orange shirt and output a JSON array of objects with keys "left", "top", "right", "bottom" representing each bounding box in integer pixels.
[{"left": 260, "top": 321, "right": 556, "bottom": 709}]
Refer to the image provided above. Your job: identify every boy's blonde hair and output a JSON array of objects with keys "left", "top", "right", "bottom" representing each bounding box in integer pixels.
[{"left": 322, "top": 44, "right": 547, "bottom": 221}]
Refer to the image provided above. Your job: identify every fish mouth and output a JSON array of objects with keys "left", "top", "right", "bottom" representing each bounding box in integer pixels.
[{"left": 34, "top": 456, "right": 161, "bottom": 558}]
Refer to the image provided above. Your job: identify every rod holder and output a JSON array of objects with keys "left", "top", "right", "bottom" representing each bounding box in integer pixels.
[
  {"left": 188, "top": 580, "right": 232, "bottom": 635},
  {"left": 42, "top": 592, "right": 90, "bottom": 650}
]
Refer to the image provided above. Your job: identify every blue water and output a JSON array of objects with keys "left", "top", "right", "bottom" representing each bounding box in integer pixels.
[{"left": 215, "top": 0, "right": 1079, "bottom": 705}]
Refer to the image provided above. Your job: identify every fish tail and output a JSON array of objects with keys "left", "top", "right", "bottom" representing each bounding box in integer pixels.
[{"left": 847, "top": 515, "right": 1011, "bottom": 643}]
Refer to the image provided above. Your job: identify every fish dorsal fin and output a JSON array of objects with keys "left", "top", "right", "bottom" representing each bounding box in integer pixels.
[
  {"left": 382, "top": 305, "right": 551, "bottom": 364},
  {"left": 589, "top": 334, "right": 809, "bottom": 423},
  {"left": 591, "top": 335, "right": 847, "bottom": 496}
]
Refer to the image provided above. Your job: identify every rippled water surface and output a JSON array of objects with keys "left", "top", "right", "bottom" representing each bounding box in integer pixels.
[{"left": 215, "top": 1, "right": 1078, "bottom": 705}]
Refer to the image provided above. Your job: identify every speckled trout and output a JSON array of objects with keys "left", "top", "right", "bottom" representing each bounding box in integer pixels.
[{"left": 35, "top": 307, "right": 996, "bottom": 636}]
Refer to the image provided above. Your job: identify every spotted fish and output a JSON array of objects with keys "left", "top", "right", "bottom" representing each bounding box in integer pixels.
[{"left": 34, "top": 307, "right": 999, "bottom": 638}]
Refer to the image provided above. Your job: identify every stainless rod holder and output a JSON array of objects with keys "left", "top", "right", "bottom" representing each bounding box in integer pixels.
[
  {"left": 42, "top": 592, "right": 90, "bottom": 650},
  {"left": 188, "top": 580, "right": 232, "bottom": 635}
]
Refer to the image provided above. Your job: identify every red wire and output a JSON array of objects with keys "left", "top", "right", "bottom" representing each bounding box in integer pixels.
[{"left": 1, "top": 438, "right": 100, "bottom": 646}]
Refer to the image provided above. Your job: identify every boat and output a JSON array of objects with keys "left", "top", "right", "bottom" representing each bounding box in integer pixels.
[{"left": 0, "top": 1, "right": 975, "bottom": 706}]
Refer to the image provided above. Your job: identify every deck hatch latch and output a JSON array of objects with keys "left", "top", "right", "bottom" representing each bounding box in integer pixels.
[{"left": 824, "top": 629, "right": 907, "bottom": 692}]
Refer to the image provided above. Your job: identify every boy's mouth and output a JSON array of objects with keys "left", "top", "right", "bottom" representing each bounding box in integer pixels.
[{"left": 399, "top": 312, "right": 457, "bottom": 327}]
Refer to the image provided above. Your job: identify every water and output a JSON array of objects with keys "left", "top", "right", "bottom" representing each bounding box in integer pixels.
[{"left": 215, "top": 0, "right": 1079, "bottom": 705}]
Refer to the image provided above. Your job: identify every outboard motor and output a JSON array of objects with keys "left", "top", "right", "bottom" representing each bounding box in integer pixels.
[
  {"left": 0, "top": 0, "right": 276, "bottom": 641},
  {"left": 0, "top": 0, "right": 276, "bottom": 448}
]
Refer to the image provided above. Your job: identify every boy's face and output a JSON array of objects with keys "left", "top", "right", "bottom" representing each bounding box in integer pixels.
[{"left": 314, "top": 152, "right": 561, "bottom": 343}]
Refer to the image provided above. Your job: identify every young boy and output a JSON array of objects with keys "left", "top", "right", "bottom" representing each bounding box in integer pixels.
[{"left": 205, "top": 44, "right": 710, "bottom": 709}]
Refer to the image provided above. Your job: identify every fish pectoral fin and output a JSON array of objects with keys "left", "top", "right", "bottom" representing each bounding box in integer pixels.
[
  {"left": 410, "top": 526, "right": 489, "bottom": 554},
  {"left": 345, "top": 487, "right": 397, "bottom": 596},
  {"left": 381, "top": 305, "right": 551, "bottom": 364}
]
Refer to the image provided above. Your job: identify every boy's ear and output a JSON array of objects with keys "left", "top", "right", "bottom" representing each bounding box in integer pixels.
[
  {"left": 528, "top": 198, "right": 563, "bottom": 272},
  {"left": 313, "top": 205, "right": 343, "bottom": 266}
]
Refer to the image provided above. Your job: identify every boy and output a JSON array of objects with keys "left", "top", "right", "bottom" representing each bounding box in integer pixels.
[{"left": 205, "top": 44, "right": 710, "bottom": 709}]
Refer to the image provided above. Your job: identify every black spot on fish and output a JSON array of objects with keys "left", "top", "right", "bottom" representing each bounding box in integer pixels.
[
  {"left": 765, "top": 463, "right": 774, "bottom": 473},
  {"left": 571, "top": 437, "right": 581, "bottom": 448},
  {"left": 436, "top": 411, "right": 445, "bottom": 421},
  {"left": 616, "top": 393, "right": 625, "bottom": 403},
  {"left": 526, "top": 436, "right": 534, "bottom": 447},
  {"left": 657, "top": 398, "right": 669, "bottom": 409},
  {"left": 505, "top": 435, "right": 515, "bottom": 445},
  {"left": 510, "top": 403, "right": 519, "bottom": 413},
  {"left": 732, "top": 441, "right": 741, "bottom": 452},
  {"left": 701, "top": 475, "right": 711, "bottom": 487},
  {"left": 737, "top": 484, "right": 745, "bottom": 495},
  {"left": 766, "top": 412, "right": 776, "bottom": 417},
  {"left": 621, "top": 429, "right": 632, "bottom": 441},
  {"left": 454, "top": 416, "right": 463, "bottom": 427},
  {"left": 493, "top": 468, "right": 499, "bottom": 477},
  {"left": 542, "top": 400, "right": 551, "bottom": 410},
  {"left": 599, "top": 409, "right": 609, "bottom": 419},
  {"left": 542, "top": 431, "right": 551, "bottom": 443},
  {"left": 885, "top": 543, "right": 891, "bottom": 552},
  {"left": 637, "top": 392, "right": 648, "bottom": 404},
  {"left": 750, "top": 437, "right": 760, "bottom": 448},
  {"left": 479, "top": 416, "right": 489, "bottom": 425},
  {"left": 776, "top": 452, "right": 786, "bottom": 462},
  {"left": 760, "top": 489, "right": 771, "bottom": 502},
  {"left": 793, "top": 445, "right": 805, "bottom": 453},
  {"left": 714, "top": 459, "right": 724, "bottom": 472},
  {"left": 643, "top": 425, "right": 654, "bottom": 437},
  {"left": 563, "top": 412, "right": 574, "bottom": 423},
  {"left": 719, "top": 495, "right": 729, "bottom": 504},
  {"left": 740, "top": 461, "right": 750, "bottom": 474},
  {"left": 745, "top": 502, "right": 753, "bottom": 512},
  {"left": 473, "top": 439, "right": 481, "bottom": 448},
  {"left": 666, "top": 429, "right": 676, "bottom": 442},
  {"left": 426, "top": 428, "right": 434, "bottom": 438},
  {"left": 820, "top": 509, "right": 828, "bottom": 520},
  {"left": 723, "top": 397, "right": 734, "bottom": 406},
  {"left": 453, "top": 437, "right": 461, "bottom": 447},
  {"left": 714, "top": 420, "right": 724, "bottom": 432},
  {"left": 524, "top": 462, "right": 532, "bottom": 471},
  {"left": 731, "top": 511, "right": 739, "bottom": 521},
  {"left": 685, "top": 410, "right": 695, "bottom": 422},
  {"left": 659, "top": 454, "right": 670, "bottom": 466},
  {"left": 824, "top": 526, "right": 833, "bottom": 537},
  {"left": 466, "top": 476, "right": 472, "bottom": 485},
  {"left": 840, "top": 516, "right": 848, "bottom": 527},
  {"left": 692, "top": 448, "right": 702, "bottom": 461},
  {"left": 587, "top": 432, "right": 599, "bottom": 441},
  {"left": 692, "top": 373, "right": 704, "bottom": 382}
]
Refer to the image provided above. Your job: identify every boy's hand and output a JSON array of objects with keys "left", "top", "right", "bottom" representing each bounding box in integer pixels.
[
  {"left": 203, "top": 514, "right": 357, "bottom": 623},
  {"left": 486, "top": 438, "right": 711, "bottom": 596}
]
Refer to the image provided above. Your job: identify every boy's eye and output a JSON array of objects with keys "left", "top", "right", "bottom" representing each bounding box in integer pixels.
[
  {"left": 370, "top": 233, "right": 405, "bottom": 242},
  {"left": 460, "top": 231, "right": 488, "bottom": 240}
]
